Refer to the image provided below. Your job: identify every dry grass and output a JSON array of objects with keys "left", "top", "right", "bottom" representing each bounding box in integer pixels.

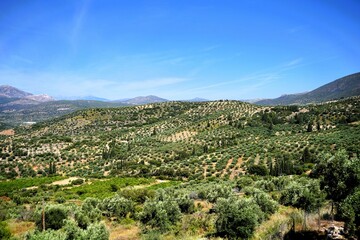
[
  {"left": 51, "top": 177, "right": 83, "bottom": 186},
  {"left": 106, "top": 220, "right": 140, "bottom": 240},
  {"left": 194, "top": 200, "right": 213, "bottom": 212},
  {"left": 7, "top": 219, "right": 35, "bottom": 238},
  {"left": 251, "top": 206, "right": 300, "bottom": 240}
]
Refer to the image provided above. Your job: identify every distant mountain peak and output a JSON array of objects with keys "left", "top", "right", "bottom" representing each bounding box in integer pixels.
[
  {"left": 0, "top": 85, "right": 32, "bottom": 98},
  {"left": 0, "top": 85, "right": 54, "bottom": 106},
  {"left": 113, "top": 95, "right": 169, "bottom": 105},
  {"left": 255, "top": 72, "right": 360, "bottom": 105}
]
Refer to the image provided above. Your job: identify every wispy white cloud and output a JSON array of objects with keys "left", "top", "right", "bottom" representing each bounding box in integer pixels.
[
  {"left": 70, "top": 0, "right": 91, "bottom": 48},
  {"left": 183, "top": 58, "right": 304, "bottom": 96},
  {"left": 201, "top": 44, "right": 221, "bottom": 52},
  {"left": 284, "top": 58, "right": 303, "bottom": 67},
  {"left": 187, "top": 73, "right": 280, "bottom": 92}
]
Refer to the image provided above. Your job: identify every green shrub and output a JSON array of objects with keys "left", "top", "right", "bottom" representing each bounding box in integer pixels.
[
  {"left": 198, "top": 183, "right": 233, "bottom": 203},
  {"left": 35, "top": 204, "right": 68, "bottom": 230},
  {"left": 248, "top": 164, "right": 269, "bottom": 176},
  {"left": 74, "top": 209, "right": 91, "bottom": 229},
  {"left": 81, "top": 198, "right": 102, "bottom": 222},
  {"left": 119, "top": 188, "right": 155, "bottom": 203},
  {"left": 252, "top": 191, "right": 279, "bottom": 218},
  {"left": 71, "top": 178, "right": 84, "bottom": 185},
  {"left": 64, "top": 219, "right": 83, "bottom": 239},
  {"left": 81, "top": 222, "right": 109, "bottom": 240},
  {"left": 25, "top": 229, "right": 66, "bottom": 240},
  {"left": 236, "top": 177, "right": 254, "bottom": 190},
  {"left": 100, "top": 195, "right": 135, "bottom": 219},
  {"left": 140, "top": 198, "right": 181, "bottom": 232},
  {"left": 55, "top": 196, "right": 66, "bottom": 204},
  {"left": 0, "top": 221, "right": 11, "bottom": 240},
  {"left": 339, "top": 188, "right": 360, "bottom": 235},
  {"left": 215, "top": 197, "right": 263, "bottom": 239},
  {"left": 177, "top": 195, "right": 195, "bottom": 214}
]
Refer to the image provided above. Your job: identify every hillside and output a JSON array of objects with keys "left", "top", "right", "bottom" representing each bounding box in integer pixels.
[
  {"left": 0, "top": 100, "right": 128, "bottom": 126},
  {"left": 255, "top": 72, "right": 360, "bottom": 105},
  {"left": 1, "top": 97, "right": 359, "bottom": 239},
  {"left": 1, "top": 97, "right": 359, "bottom": 179},
  {"left": 0, "top": 85, "right": 132, "bottom": 126}
]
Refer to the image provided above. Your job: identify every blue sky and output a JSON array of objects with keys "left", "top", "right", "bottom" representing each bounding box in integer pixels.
[{"left": 0, "top": 0, "right": 359, "bottom": 100}]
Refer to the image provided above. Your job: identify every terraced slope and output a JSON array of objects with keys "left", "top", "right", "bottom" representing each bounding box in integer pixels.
[{"left": 0, "top": 98, "right": 359, "bottom": 180}]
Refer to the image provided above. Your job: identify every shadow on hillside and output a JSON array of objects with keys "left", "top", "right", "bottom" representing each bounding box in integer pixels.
[{"left": 284, "top": 230, "right": 325, "bottom": 240}]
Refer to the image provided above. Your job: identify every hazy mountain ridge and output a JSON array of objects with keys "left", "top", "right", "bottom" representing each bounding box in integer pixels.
[
  {"left": 255, "top": 72, "right": 360, "bottom": 105},
  {"left": 112, "top": 95, "right": 169, "bottom": 105},
  {"left": 0, "top": 85, "right": 32, "bottom": 98},
  {"left": 1, "top": 72, "right": 359, "bottom": 126},
  {"left": 0, "top": 85, "right": 54, "bottom": 106},
  {"left": 0, "top": 100, "right": 129, "bottom": 126},
  {"left": 0, "top": 85, "right": 208, "bottom": 125}
]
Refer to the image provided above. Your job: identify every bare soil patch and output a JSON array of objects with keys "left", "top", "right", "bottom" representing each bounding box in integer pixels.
[
  {"left": 0, "top": 129, "right": 14, "bottom": 136},
  {"left": 51, "top": 177, "right": 82, "bottom": 186},
  {"left": 229, "top": 157, "right": 244, "bottom": 180}
]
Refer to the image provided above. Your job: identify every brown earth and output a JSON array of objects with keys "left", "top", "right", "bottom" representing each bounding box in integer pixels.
[{"left": 0, "top": 129, "right": 15, "bottom": 136}]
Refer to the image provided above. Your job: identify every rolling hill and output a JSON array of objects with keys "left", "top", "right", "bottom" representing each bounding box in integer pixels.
[
  {"left": 1, "top": 97, "right": 359, "bottom": 240},
  {"left": 1, "top": 97, "right": 359, "bottom": 179},
  {"left": 255, "top": 72, "right": 360, "bottom": 105},
  {"left": 0, "top": 99, "right": 128, "bottom": 126}
]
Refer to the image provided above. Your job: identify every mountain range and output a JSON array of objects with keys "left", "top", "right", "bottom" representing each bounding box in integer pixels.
[
  {"left": 0, "top": 85, "right": 54, "bottom": 105},
  {"left": 0, "top": 72, "right": 359, "bottom": 126},
  {"left": 254, "top": 72, "right": 360, "bottom": 105},
  {"left": 112, "top": 95, "right": 168, "bottom": 105}
]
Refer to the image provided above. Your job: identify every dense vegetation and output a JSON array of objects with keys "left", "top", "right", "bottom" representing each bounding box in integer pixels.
[
  {"left": 0, "top": 100, "right": 128, "bottom": 126},
  {"left": 0, "top": 97, "right": 359, "bottom": 239}
]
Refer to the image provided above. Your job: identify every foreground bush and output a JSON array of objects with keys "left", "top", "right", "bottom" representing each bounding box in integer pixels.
[
  {"left": 35, "top": 204, "right": 68, "bottom": 230},
  {"left": 215, "top": 197, "right": 264, "bottom": 239},
  {"left": 140, "top": 198, "right": 181, "bottom": 232},
  {"left": 100, "top": 195, "right": 135, "bottom": 219},
  {"left": 26, "top": 220, "right": 109, "bottom": 240},
  {"left": 339, "top": 188, "right": 360, "bottom": 236},
  {"left": 25, "top": 229, "right": 66, "bottom": 240},
  {"left": 0, "top": 221, "right": 11, "bottom": 240},
  {"left": 244, "top": 188, "right": 279, "bottom": 218},
  {"left": 198, "top": 183, "right": 233, "bottom": 203}
]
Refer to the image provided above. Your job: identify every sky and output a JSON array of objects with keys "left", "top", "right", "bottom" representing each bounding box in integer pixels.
[{"left": 0, "top": 0, "right": 359, "bottom": 100}]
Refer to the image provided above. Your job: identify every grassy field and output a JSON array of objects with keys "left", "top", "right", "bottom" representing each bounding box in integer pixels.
[
  {"left": 0, "top": 176, "right": 66, "bottom": 196},
  {"left": 61, "top": 177, "right": 155, "bottom": 199}
]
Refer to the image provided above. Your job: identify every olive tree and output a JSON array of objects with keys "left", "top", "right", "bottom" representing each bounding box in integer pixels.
[
  {"left": 35, "top": 204, "right": 68, "bottom": 230},
  {"left": 311, "top": 150, "right": 360, "bottom": 218},
  {"left": 280, "top": 177, "right": 325, "bottom": 229},
  {"left": 215, "top": 197, "right": 264, "bottom": 239}
]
